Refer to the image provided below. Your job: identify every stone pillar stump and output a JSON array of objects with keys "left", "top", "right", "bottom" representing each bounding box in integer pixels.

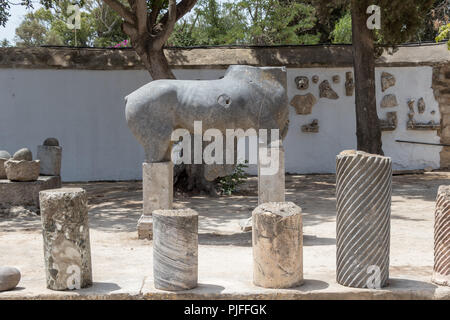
[
  {"left": 39, "top": 188, "right": 92, "bottom": 290},
  {"left": 252, "top": 202, "right": 303, "bottom": 288},
  {"left": 153, "top": 209, "right": 198, "bottom": 291},
  {"left": 258, "top": 145, "right": 285, "bottom": 205},
  {"left": 432, "top": 185, "right": 450, "bottom": 286},
  {"left": 37, "top": 145, "right": 62, "bottom": 176},
  {"left": 336, "top": 150, "right": 392, "bottom": 288},
  {"left": 138, "top": 162, "right": 173, "bottom": 240}
]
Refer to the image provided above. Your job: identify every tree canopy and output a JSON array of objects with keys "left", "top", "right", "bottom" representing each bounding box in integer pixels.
[{"left": 2, "top": 0, "right": 448, "bottom": 47}]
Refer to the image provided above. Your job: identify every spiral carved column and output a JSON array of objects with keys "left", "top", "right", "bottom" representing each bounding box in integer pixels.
[
  {"left": 432, "top": 186, "right": 450, "bottom": 286},
  {"left": 336, "top": 150, "right": 392, "bottom": 288}
]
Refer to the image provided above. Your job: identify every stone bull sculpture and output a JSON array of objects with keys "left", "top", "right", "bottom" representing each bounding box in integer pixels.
[{"left": 125, "top": 65, "right": 289, "bottom": 164}]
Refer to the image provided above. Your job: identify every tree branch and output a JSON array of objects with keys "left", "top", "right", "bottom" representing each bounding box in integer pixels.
[
  {"left": 159, "top": 0, "right": 198, "bottom": 25},
  {"left": 135, "top": 0, "right": 148, "bottom": 34},
  {"left": 103, "top": 0, "right": 135, "bottom": 24},
  {"left": 149, "top": 0, "right": 160, "bottom": 27},
  {"left": 122, "top": 21, "right": 138, "bottom": 40},
  {"left": 153, "top": 0, "right": 177, "bottom": 49}
]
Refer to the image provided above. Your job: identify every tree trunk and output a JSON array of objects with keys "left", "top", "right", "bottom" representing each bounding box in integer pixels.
[
  {"left": 351, "top": 0, "right": 383, "bottom": 155},
  {"left": 147, "top": 49, "right": 176, "bottom": 80}
]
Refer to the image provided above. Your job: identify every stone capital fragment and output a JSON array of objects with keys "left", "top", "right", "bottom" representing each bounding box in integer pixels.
[{"left": 381, "top": 72, "right": 396, "bottom": 92}]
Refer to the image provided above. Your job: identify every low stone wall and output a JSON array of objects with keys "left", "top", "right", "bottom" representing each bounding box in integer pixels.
[
  {"left": 0, "top": 44, "right": 448, "bottom": 181},
  {"left": 1, "top": 43, "right": 448, "bottom": 70}
]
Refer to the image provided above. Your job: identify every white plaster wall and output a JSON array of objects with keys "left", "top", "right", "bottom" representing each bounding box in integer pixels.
[{"left": 0, "top": 66, "right": 441, "bottom": 181}]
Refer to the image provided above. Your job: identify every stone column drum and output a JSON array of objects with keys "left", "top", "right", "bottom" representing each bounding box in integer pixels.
[
  {"left": 153, "top": 209, "right": 198, "bottom": 291},
  {"left": 336, "top": 150, "right": 392, "bottom": 288},
  {"left": 39, "top": 188, "right": 92, "bottom": 290},
  {"left": 258, "top": 144, "right": 285, "bottom": 205},
  {"left": 432, "top": 186, "right": 450, "bottom": 286},
  {"left": 138, "top": 161, "right": 173, "bottom": 240},
  {"left": 252, "top": 202, "right": 303, "bottom": 288}
]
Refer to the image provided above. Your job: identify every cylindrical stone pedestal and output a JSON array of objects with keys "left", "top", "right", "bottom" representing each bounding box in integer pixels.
[
  {"left": 153, "top": 209, "right": 198, "bottom": 291},
  {"left": 336, "top": 150, "right": 392, "bottom": 288},
  {"left": 252, "top": 202, "right": 303, "bottom": 288},
  {"left": 138, "top": 161, "right": 173, "bottom": 239},
  {"left": 39, "top": 188, "right": 92, "bottom": 290},
  {"left": 432, "top": 185, "right": 450, "bottom": 286},
  {"left": 37, "top": 145, "right": 62, "bottom": 176}
]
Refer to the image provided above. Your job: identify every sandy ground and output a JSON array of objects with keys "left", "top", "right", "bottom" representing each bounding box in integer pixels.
[{"left": 0, "top": 173, "right": 449, "bottom": 299}]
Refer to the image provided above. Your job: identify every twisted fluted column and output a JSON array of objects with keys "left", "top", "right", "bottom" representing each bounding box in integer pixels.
[
  {"left": 432, "top": 186, "right": 450, "bottom": 286},
  {"left": 336, "top": 150, "right": 392, "bottom": 288}
]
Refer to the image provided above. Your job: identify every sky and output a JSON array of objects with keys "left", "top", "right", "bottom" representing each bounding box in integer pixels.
[{"left": 1, "top": 2, "right": 42, "bottom": 43}]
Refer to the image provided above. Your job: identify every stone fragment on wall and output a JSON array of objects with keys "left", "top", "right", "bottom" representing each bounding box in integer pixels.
[
  {"left": 290, "top": 93, "right": 317, "bottom": 115},
  {"left": 407, "top": 120, "right": 441, "bottom": 130},
  {"left": 301, "top": 119, "right": 319, "bottom": 133},
  {"left": 379, "top": 112, "right": 397, "bottom": 131},
  {"left": 295, "top": 76, "right": 309, "bottom": 90},
  {"left": 408, "top": 99, "right": 415, "bottom": 113},
  {"left": 312, "top": 75, "right": 319, "bottom": 83},
  {"left": 381, "top": 72, "right": 396, "bottom": 92},
  {"left": 345, "top": 72, "right": 354, "bottom": 96},
  {"left": 381, "top": 94, "right": 398, "bottom": 108},
  {"left": 332, "top": 75, "right": 340, "bottom": 83},
  {"left": 418, "top": 97, "right": 426, "bottom": 114},
  {"left": 319, "top": 80, "right": 339, "bottom": 99}
]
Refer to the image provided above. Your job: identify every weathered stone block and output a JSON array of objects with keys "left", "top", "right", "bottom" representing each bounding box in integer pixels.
[
  {"left": 37, "top": 145, "right": 62, "bottom": 176},
  {"left": 336, "top": 150, "right": 392, "bottom": 288},
  {"left": 138, "top": 161, "right": 173, "bottom": 240},
  {"left": 13, "top": 148, "right": 32, "bottom": 161},
  {"left": 432, "top": 186, "right": 450, "bottom": 286},
  {"left": 142, "top": 162, "right": 173, "bottom": 216},
  {"left": 153, "top": 209, "right": 198, "bottom": 291},
  {"left": 0, "top": 159, "right": 7, "bottom": 179},
  {"left": 137, "top": 215, "right": 153, "bottom": 240},
  {"left": 4, "top": 159, "right": 40, "bottom": 182},
  {"left": 252, "top": 202, "right": 303, "bottom": 289},
  {"left": 0, "top": 176, "right": 61, "bottom": 207},
  {"left": 258, "top": 145, "right": 285, "bottom": 205},
  {"left": 0, "top": 267, "right": 21, "bottom": 292},
  {"left": 39, "top": 188, "right": 92, "bottom": 291},
  {"left": 0, "top": 151, "right": 11, "bottom": 179}
]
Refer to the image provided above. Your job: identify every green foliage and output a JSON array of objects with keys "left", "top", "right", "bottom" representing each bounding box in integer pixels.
[
  {"left": 314, "top": 0, "right": 437, "bottom": 45},
  {"left": 436, "top": 23, "right": 450, "bottom": 49},
  {"left": 169, "top": 0, "right": 321, "bottom": 46},
  {"left": 217, "top": 161, "right": 248, "bottom": 195},
  {"left": 0, "top": 38, "right": 10, "bottom": 47},
  {"left": 330, "top": 11, "right": 351, "bottom": 44},
  {"left": 13, "top": 0, "right": 126, "bottom": 47}
]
